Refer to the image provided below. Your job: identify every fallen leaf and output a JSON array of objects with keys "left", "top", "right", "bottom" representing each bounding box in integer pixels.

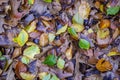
[
  {"left": 13, "top": 29, "right": 28, "bottom": 46},
  {"left": 57, "top": 58, "right": 65, "bottom": 69},
  {"left": 48, "top": 33, "right": 55, "bottom": 42},
  {"left": 65, "top": 45, "right": 73, "bottom": 60},
  {"left": 20, "top": 72, "right": 35, "bottom": 80},
  {"left": 21, "top": 56, "right": 30, "bottom": 64},
  {"left": 107, "top": 48, "right": 120, "bottom": 56},
  {"left": 56, "top": 24, "right": 68, "bottom": 35},
  {"left": 28, "top": 0, "right": 34, "bottom": 5},
  {"left": 25, "top": 21, "right": 36, "bottom": 33},
  {"left": 107, "top": 6, "right": 120, "bottom": 15},
  {"left": 99, "top": 19, "right": 110, "bottom": 29},
  {"left": 78, "top": 39, "right": 90, "bottom": 50},
  {"left": 39, "top": 72, "right": 48, "bottom": 80},
  {"left": 72, "top": 23, "right": 84, "bottom": 32},
  {"left": 43, "top": 54, "right": 57, "bottom": 66},
  {"left": 23, "top": 45, "right": 40, "bottom": 59},
  {"left": 78, "top": 1, "right": 91, "bottom": 19},
  {"left": 68, "top": 27, "right": 78, "bottom": 40},
  {"left": 39, "top": 33, "right": 49, "bottom": 47},
  {"left": 96, "top": 58, "right": 113, "bottom": 72}
]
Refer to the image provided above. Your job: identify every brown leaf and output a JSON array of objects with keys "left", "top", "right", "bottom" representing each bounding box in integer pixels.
[
  {"left": 12, "top": 48, "right": 21, "bottom": 58},
  {"left": 15, "top": 61, "right": 27, "bottom": 79}
]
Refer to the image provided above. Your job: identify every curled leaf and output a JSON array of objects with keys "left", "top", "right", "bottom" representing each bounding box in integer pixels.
[
  {"left": 39, "top": 33, "right": 49, "bottom": 47},
  {"left": 13, "top": 29, "right": 28, "bottom": 46},
  {"left": 107, "top": 48, "right": 120, "bottom": 56},
  {"left": 78, "top": 1, "right": 91, "bottom": 19},
  {"left": 56, "top": 24, "right": 68, "bottom": 35},
  {"left": 96, "top": 58, "right": 112, "bottom": 72},
  {"left": 23, "top": 45, "right": 40, "bottom": 59}
]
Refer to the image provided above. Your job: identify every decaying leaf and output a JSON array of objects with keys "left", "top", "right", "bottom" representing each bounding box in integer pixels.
[
  {"left": 72, "top": 23, "right": 84, "bottom": 32},
  {"left": 79, "top": 1, "right": 91, "bottom": 19},
  {"left": 39, "top": 72, "right": 48, "bottom": 80},
  {"left": 39, "top": 33, "right": 49, "bottom": 47},
  {"left": 48, "top": 33, "right": 55, "bottom": 42},
  {"left": 57, "top": 57, "right": 65, "bottom": 69},
  {"left": 96, "top": 58, "right": 113, "bottom": 72}
]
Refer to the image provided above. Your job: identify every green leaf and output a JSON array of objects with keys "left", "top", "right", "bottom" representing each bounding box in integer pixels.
[
  {"left": 78, "top": 39, "right": 90, "bottom": 49},
  {"left": 0, "top": 51, "right": 2, "bottom": 57},
  {"left": 0, "top": 56, "right": 6, "bottom": 61},
  {"left": 56, "top": 24, "right": 68, "bottom": 35},
  {"left": 72, "top": 12, "right": 84, "bottom": 25},
  {"left": 25, "top": 21, "right": 36, "bottom": 33},
  {"left": 23, "top": 45, "right": 40, "bottom": 59},
  {"left": 57, "top": 58, "right": 65, "bottom": 69},
  {"left": 21, "top": 56, "right": 30, "bottom": 64},
  {"left": 13, "top": 29, "right": 28, "bottom": 46},
  {"left": 50, "top": 75, "right": 60, "bottom": 80},
  {"left": 28, "top": 0, "right": 34, "bottom": 4},
  {"left": 48, "top": 33, "right": 55, "bottom": 42},
  {"left": 43, "top": 54, "right": 57, "bottom": 66},
  {"left": 43, "top": 0, "right": 52, "bottom": 3},
  {"left": 20, "top": 72, "right": 35, "bottom": 80},
  {"left": 107, "top": 6, "right": 120, "bottom": 15},
  {"left": 43, "top": 74, "right": 51, "bottom": 80},
  {"left": 68, "top": 27, "right": 78, "bottom": 39}
]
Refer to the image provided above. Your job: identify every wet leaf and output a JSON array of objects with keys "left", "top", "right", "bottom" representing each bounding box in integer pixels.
[
  {"left": 43, "top": 0, "right": 52, "bottom": 3},
  {"left": 50, "top": 75, "right": 60, "bottom": 80},
  {"left": 39, "top": 33, "right": 49, "bottom": 47},
  {"left": 68, "top": 27, "right": 78, "bottom": 40},
  {"left": 48, "top": 33, "right": 55, "bottom": 42},
  {"left": 96, "top": 58, "right": 113, "bottom": 72},
  {"left": 56, "top": 24, "right": 68, "bottom": 35},
  {"left": 20, "top": 72, "right": 35, "bottom": 80},
  {"left": 65, "top": 45, "right": 73, "bottom": 60},
  {"left": 28, "top": 0, "right": 34, "bottom": 5},
  {"left": 57, "top": 58, "right": 65, "bottom": 69},
  {"left": 13, "top": 29, "right": 28, "bottom": 46},
  {"left": 72, "top": 12, "right": 84, "bottom": 25},
  {"left": 99, "top": 19, "right": 110, "bottom": 29},
  {"left": 107, "top": 6, "right": 120, "bottom": 15},
  {"left": 25, "top": 21, "right": 36, "bottom": 33},
  {"left": 72, "top": 23, "right": 84, "bottom": 32},
  {"left": 43, "top": 54, "right": 57, "bottom": 66},
  {"left": 43, "top": 74, "right": 51, "bottom": 80},
  {"left": 78, "top": 39, "right": 90, "bottom": 49},
  {"left": 21, "top": 56, "right": 30, "bottom": 64},
  {"left": 23, "top": 45, "right": 40, "bottom": 59},
  {"left": 78, "top": 1, "right": 91, "bottom": 19}
]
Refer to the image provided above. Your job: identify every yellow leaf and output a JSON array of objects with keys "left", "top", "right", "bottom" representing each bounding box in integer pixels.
[
  {"left": 99, "top": 19, "right": 110, "bottom": 29},
  {"left": 20, "top": 72, "right": 35, "bottom": 80},
  {"left": 25, "top": 21, "right": 36, "bottom": 33},
  {"left": 48, "top": 33, "right": 55, "bottom": 42},
  {"left": 72, "top": 23, "right": 84, "bottom": 32},
  {"left": 56, "top": 24, "right": 68, "bottom": 35},
  {"left": 13, "top": 29, "right": 28, "bottom": 46},
  {"left": 107, "top": 52, "right": 120, "bottom": 56},
  {"left": 38, "top": 72, "right": 48, "bottom": 79},
  {"left": 79, "top": 1, "right": 91, "bottom": 19}
]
